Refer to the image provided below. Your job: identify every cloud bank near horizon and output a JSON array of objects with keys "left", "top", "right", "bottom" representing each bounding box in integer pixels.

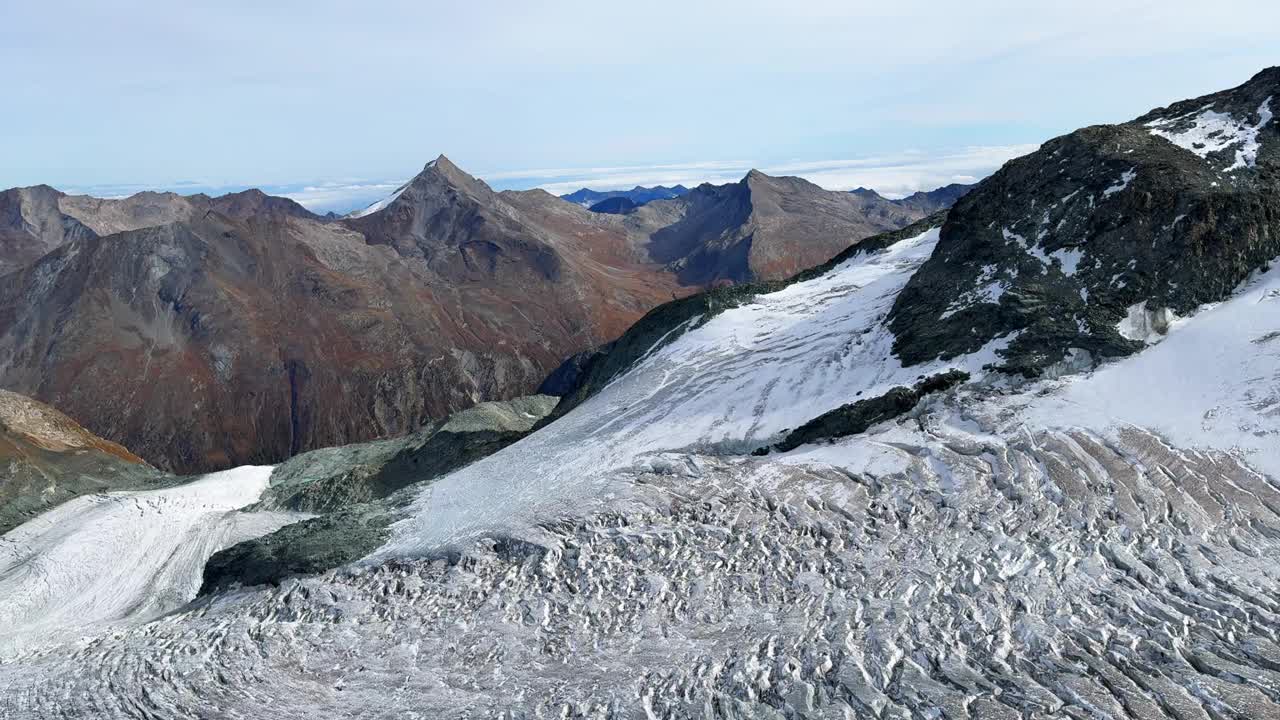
[{"left": 503, "top": 144, "right": 1039, "bottom": 199}]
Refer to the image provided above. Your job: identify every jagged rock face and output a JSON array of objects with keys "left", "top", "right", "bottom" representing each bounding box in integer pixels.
[
  {"left": 642, "top": 170, "right": 932, "bottom": 285},
  {"left": 891, "top": 66, "right": 1279, "bottom": 375},
  {"left": 0, "top": 186, "right": 97, "bottom": 275},
  {"left": 343, "top": 156, "right": 688, "bottom": 344},
  {"left": 0, "top": 186, "right": 318, "bottom": 276},
  {"left": 0, "top": 390, "right": 162, "bottom": 535}
]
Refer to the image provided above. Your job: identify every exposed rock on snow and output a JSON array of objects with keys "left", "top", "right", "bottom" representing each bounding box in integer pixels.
[
  {"left": 891, "top": 67, "right": 1280, "bottom": 377},
  {"left": 1146, "top": 97, "right": 1273, "bottom": 170},
  {"left": 199, "top": 395, "right": 559, "bottom": 594}
]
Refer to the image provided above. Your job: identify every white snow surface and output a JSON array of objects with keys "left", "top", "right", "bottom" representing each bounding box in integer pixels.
[
  {"left": 0, "top": 466, "right": 291, "bottom": 659},
  {"left": 1102, "top": 167, "right": 1136, "bottom": 197},
  {"left": 377, "top": 227, "right": 1018, "bottom": 558},
  {"left": 1146, "top": 97, "right": 1273, "bottom": 170},
  {"left": 1015, "top": 262, "right": 1280, "bottom": 480},
  {"left": 346, "top": 180, "right": 409, "bottom": 218}
]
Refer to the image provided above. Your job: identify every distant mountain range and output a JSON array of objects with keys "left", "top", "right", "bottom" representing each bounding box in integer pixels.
[
  {"left": 635, "top": 170, "right": 938, "bottom": 284},
  {"left": 0, "top": 157, "right": 959, "bottom": 472},
  {"left": 850, "top": 182, "right": 973, "bottom": 214},
  {"left": 559, "top": 184, "right": 689, "bottom": 208}
]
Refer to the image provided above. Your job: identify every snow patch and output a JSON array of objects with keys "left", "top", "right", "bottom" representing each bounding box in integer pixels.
[
  {"left": 1102, "top": 168, "right": 1136, "bottom": 197},
  {"left": 1146, "top": 97, "right": 1273, "bottom": 170},
  {"left": 941, "top": 265, "right": 1006, "bottom": 319},
  {"left": 1050, "top": 247, "right": 1084, "bottom": 276},
  {"left": 347, "top": 181, "right": 410, "bottom": 218},
  {"left": 1004, "top": 227, "right": 1050, "bottom": 264}
]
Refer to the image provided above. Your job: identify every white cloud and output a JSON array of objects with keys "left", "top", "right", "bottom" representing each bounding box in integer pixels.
[
  {"left": 280, "top": 181, "right": 405, "bottom": 212},
  {"left": 515, "top": 145, "right": 1037, "bottom": 198},
  {"left": 762, "top": 145, "right": 1039, "bottom": 197}
]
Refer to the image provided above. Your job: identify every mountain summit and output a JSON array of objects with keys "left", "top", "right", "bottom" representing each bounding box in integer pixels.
[{"left": 640, "top": 167, "right": 931, "bottom": 284}]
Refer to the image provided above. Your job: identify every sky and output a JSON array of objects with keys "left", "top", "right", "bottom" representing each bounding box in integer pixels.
[{"left": 3, "top": 1, "right": 1278, "bottom": 213}]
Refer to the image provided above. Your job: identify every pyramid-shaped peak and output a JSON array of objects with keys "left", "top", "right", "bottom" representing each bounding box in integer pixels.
[
  {"left": 424, "top": 154, "right": 456, "bottom": 171},
  {"left": 417, "top": 154, "right": 486, "bottom": 190}
]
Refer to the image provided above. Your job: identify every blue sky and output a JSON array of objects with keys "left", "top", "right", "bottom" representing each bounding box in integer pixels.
[{"left": 4, "top": 1, "right": 1278, "bottom": 213}]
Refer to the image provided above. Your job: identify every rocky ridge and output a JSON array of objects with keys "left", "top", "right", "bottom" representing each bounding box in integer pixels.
[
  {"left": 891, "top": 67, "right": 1279, "bottom": 376},
  {"left": 0, "top": 390, "right": 163, "bottom": 535}
]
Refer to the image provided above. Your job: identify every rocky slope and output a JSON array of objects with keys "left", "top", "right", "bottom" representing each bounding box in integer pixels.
[
  {"left": 2, "top": 68, "right": 1280, "bottom": 718},
  {"left": 0, "top": 390, "right": 164, "bottom": 535},
  {"left": 199, "top": 394, "right": 557, "bottom": 593},
  {"left": 636, "top": 170, "right": 935, "bottom": 284},
  {"left": 0, "top": 185, "right": 97, "bottom": 275},
  {"left": 0, "top": 185, "right": 319, "bottom": 275},
  {"left": 891, "top": 67, "right": 1279, "bottom": 375},
  {"left": 854, "top": 181, "right": 974, "bottom": 213},
  {"left": 0, "top": 184, "right": 669, "bottom": 473}
]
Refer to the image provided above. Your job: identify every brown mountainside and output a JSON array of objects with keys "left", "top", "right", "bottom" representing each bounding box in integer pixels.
[{"left": 0, "top": 157, "right": 957, "bottom": 471}]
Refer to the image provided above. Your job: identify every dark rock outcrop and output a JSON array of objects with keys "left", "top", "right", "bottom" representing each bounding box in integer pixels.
[
  {"left": 891, "top": 66, "right": 1280, "bottom": 376},
  {"left": 759, "top": 370, "right": 970, "bottom": 454},
  {"left": 254, "top": 395, "right": 558, "bottom": 513},
  {"left": 200, "top": 395, "right": 556, "bottom": 593}
]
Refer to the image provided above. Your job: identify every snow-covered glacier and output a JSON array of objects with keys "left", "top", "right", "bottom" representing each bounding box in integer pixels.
[
  {"left": 4, "top": 224, "right": 1280, "bottom": 718},
  {"left": 0, "top": 465, "right": 301, "bottom": 659}
]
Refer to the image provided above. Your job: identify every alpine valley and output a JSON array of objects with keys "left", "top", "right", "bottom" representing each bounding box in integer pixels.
[{"left": 2, "top": 67, "right": 1280, "bottom": 720}]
